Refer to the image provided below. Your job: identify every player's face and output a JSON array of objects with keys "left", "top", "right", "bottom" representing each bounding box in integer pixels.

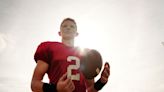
[{"left": 59, "top": 20, "right": 78, "bottom": 39}]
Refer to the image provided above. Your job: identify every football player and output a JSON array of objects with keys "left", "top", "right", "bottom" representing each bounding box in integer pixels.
[{"left": 31, "top": 18, "right": 110, "bottom": 92}]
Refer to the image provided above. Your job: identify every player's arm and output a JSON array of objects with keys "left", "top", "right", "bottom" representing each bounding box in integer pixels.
[
  {"left": 86, "top": 79, "right": 98, "bottom": 92},
  {"left": 31, "top": 60, "right": 75, "bottom": 92},
  {"left": 86, "top": 62, "right": 110, "bottom": 92},
  {"left": 31, "top": 60, "right": 48, "bottom": 92}
]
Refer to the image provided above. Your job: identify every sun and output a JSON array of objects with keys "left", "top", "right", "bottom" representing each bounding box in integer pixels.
[
  {"left": 75, "top": 31, "right": 99, "bottom": 49},
  {"left": 74, "top": 24, "right": 102, "bottom": 50}
]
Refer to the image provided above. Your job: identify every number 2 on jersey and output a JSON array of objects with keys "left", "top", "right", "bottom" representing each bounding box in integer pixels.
[{"left": 67, "top": 56, "right": 80, "bottom": 81}]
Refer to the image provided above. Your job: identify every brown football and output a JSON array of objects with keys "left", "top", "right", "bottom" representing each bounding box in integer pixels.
[{"left": 80, "top": 49, "right": 102, "bottom": 79}]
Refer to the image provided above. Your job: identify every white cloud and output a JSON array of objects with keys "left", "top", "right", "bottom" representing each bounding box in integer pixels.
[
  {"left": 0, "top": 0, "right": 164, "bottom": 92},
  {"left": 0, "top": 33, "right": 7, "bottom": 53},
  {"left": 162, "top": 42, "right": 164, "bottom": 46}
]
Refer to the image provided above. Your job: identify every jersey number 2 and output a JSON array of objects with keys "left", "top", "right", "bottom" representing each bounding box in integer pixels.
[{"left": 67, "top": 56, "right": 80, "bottom": 81}]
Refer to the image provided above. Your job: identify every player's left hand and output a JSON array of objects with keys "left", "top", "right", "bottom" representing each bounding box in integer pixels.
[{"left": 100, "top": 62, "right": 110, "bottom": 84}]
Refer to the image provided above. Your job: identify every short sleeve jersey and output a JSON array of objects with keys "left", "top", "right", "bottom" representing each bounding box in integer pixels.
[{"left": 34, "top": 41, "right": 86, "bottom": 92}]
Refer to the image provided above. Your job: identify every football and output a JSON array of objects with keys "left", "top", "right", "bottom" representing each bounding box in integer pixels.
[{"left": 80, "top": 49, "right": 102, "bottom": 79}]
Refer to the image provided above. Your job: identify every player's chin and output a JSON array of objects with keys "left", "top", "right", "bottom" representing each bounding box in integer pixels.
[{"left": 64, "top": 35, "right": 76, "bottom": 39}]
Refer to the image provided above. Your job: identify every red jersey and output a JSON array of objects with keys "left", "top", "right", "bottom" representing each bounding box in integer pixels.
[{"left": 34, "top": 41, "right": 86, "bottom": 92}]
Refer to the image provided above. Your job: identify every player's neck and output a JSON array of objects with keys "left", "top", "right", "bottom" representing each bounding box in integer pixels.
[{"left": 62, "top": 39, "right": 74, "bottom": 47}]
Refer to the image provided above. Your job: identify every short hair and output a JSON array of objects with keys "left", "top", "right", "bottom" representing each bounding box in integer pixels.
[{"left": 60, "top": 18, "right": 77, "bottom": 28}]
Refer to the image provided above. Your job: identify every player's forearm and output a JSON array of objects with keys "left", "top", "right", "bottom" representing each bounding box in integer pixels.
[
  {"left": 87, "top": 85, "right": 98, "bottom": 92},
  {"left": 31, "top": 79, "right": 44, "bottom": 92}
]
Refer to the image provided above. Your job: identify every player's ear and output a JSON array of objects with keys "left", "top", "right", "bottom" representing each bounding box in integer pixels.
[
  {"left": 58, "top": 31, "right": 61, "bottom": 36},
  {"left": 75, "top": 32, "right": 79, "bottom": 37}
]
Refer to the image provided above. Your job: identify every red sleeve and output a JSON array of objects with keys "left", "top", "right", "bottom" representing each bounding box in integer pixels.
[{"left": 34, "top": 42, "right": 50, "bottom": 64}]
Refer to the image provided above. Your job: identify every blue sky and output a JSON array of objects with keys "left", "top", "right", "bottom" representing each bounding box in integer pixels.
[{"left": 0, "top": 0, "right": 164, "bottom": 92}]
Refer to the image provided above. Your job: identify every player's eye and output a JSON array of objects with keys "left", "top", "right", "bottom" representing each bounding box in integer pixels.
[
  {"left": 70, "top": 25, "right": 75, "bottom": 28},
  {"left": 62, "top": 25, "right": 67, "bottom": 28}
]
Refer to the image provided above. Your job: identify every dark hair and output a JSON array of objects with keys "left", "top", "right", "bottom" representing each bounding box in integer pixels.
[{"left": 60, "top": 18, "right": 77, "bottom": 28}]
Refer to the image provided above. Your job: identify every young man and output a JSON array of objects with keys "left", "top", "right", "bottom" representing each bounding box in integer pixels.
[{"left": 31, "top": 18, "right": 110, "bottom": 92}]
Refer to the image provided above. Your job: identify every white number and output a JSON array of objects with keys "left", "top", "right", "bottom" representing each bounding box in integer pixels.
[{"left": 67, "top": 56, "right": 80, "bottom": 81}]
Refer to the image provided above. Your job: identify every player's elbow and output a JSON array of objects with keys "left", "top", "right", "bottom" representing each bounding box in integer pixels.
[
  {"left": 31, "top": 79, "right": 40, "bottom": 92},
  {"left": 31, "top": 80, "right": 35, "bottom": 91},
  {"left": 31, "top": 78, "right": 44, "bottom": 92}
]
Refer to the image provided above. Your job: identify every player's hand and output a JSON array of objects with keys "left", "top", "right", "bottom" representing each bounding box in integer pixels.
[
  {"left": 100, "top": 62, "right": 110, "bottom": 84},
  {"left": 57, "top": 73, "right": 75, "bottom": 92}
]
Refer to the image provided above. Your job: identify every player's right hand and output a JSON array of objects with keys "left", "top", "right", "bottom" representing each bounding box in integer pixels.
[{"left": 57, "top": 73, "right": 75, "bottom": 92}]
